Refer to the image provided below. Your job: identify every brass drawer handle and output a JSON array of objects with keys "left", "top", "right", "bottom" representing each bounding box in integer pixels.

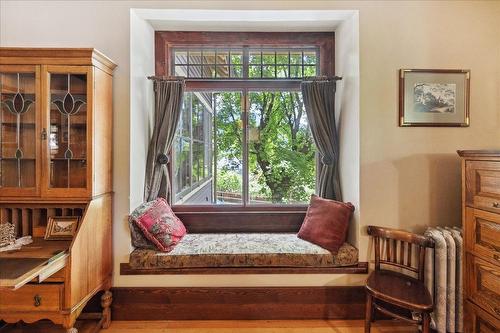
[
  {"left": 494, "top": 254, "right": 500, "bottom": 262},
  {"left": 34, "top": 294, "right": 41, "bottom": 307},
  {"left": 493, "top": 202, "right": 500, "bottom": 208}
]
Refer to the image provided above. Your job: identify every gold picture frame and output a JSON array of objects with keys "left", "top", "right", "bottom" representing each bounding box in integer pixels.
[
  {"left": 399, "top": 69, "right": 470, "bottom": 127},
  {"left": 44, "top": 216, "right": 80, "bottom": 240}
]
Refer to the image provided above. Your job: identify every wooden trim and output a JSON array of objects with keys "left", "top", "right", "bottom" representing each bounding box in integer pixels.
[
  {"left": 120, "top": 262, "right": 368, "bottom": 275},
  {"left": 111, "top": 286, "right": 365, "bottom": 320},
  {"left": 0, "top": 48, "right": 117, "bottom": 74},
  {"left": 457, "top": 149, "right": 500, "bottom": 158}
]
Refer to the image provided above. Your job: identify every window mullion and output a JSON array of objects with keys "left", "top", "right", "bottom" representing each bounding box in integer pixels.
[
  {"left": 242, "top": 89, "right": 249, "bottom": 206},
  {"left": 212, "top": 94, "right": 217, "bottom": 204},
  {"left": 242, "top": 47, "right": 249, "bottom": 79}
]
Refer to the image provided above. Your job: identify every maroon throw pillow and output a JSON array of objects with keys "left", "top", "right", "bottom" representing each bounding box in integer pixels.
[
  {"left": 297, "top": 195, "right": 354, "bottom": 253},
  {"left": 130, "top": 198, "right": 186, "bottom": 252}
]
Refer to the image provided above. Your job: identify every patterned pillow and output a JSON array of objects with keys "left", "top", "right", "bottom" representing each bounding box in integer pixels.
[{"left": 129, "top": 198, "right": 186, "bottom": 252}]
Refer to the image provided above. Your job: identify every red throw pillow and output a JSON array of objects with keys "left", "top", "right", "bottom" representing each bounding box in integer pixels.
[
  {"left": 297, "top": 195, "right": 354, "bottom": 253},
  {"left": 131, "top": 198, "right": 186, "bottom": 252}
]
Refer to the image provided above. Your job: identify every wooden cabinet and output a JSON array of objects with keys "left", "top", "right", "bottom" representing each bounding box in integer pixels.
[
  {"left": 459, "top": 150, "right": 500, "bottom": 332},
  {"left": 0, "top": 48, "right": 116, "bottom": 333}
]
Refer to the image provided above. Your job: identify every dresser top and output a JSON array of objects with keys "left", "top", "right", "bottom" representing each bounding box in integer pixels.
[{"left": 457, "top": 150, "right": 500, "bottom": 158}]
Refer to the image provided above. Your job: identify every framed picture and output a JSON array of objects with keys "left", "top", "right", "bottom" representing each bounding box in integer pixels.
[
  {"left": 44, "top": 216, "right": 80, "bottom": 240},
  {"left": 399, "top": 69, "right": 470, "bottom": 127}
]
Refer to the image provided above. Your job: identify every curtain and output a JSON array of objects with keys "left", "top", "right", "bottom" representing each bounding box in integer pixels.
[
  {"left": 144, "top": 79, "right": 185, "bottom": 202},
  {"left": 301, "top": 79, "right": 342, "bottom": 200}
]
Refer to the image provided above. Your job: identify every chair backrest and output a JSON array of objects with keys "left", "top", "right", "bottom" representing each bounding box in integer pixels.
[{"left": 367, "top": 225, "right": 434, "bottom": 281}]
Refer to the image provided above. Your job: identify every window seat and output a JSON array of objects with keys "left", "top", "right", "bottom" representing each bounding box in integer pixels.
[{"left": 122, "top": 233, "right": 367, "bottom": 274}]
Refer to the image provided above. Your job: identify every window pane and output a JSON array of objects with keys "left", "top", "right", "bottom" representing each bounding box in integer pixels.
[
  {"left": 303, "top": 51, "right": 317, "bottom": 65},
  {"left": 230, "top": 51, "right": 243, "bottom": 65},
  {"left": 290, "top": 65, "right": 302, "bottom": 78},
  {"left": 174, "top": 137, "right": 190, "bottom": 196},
  {"left": 262, "top": 51, "right": 275, "bottom": 65},
  {"left": 215, "top": 65, "right": 229, "bottom": 78},
  {"left": 276, "top": 51, "right": 289, "bottom": 65},
  {"left": 174, "top": 65, "right": 188, "bottom": 77},
  {"left": 202, "top": 65, "right": 216, "bottom": 78},
  {"left": 192, "top": 95, "right": 204, "bottom": 141},
  {"left": 214, "top": 92, "right": 243, "bottom": 204},
  {"left": 248, "top": 91, "right": 315, "bottom": 204},
  {"left": 202, "top": 50, "right": 216, "bottom": 64},
  {"left": 304, "top": 65, "right": 317, "bottom": 77},
  {"left": 277, "top": 65, "right": 288, "bottom": 78},
  {"left": 192, "top": 141, "right": 204, "bottom": 184},
  {"left": 216, "top": 50, "right": 230, "bottom": 65},
  {"left": 175, "top": 51, "right": 187, "bottom": 64},
  {"left": 249, "top": 51, "right": 261, "bottom": 64},
  {"left": 249, "top": 65, "right": 262, "bottom": 78},
  {"left": 188, "top": 51, "right": 202, "bottom": 64},
  {"left": 290, "top": 51, "right": 302, "bottom": 65},
  {"left": 230, "top": 65, "right": 243, "bottom": 78},
  {"left": 188, "top": 66, "right": 202, "bottom": 78},
  {"left": 262, "top": 65, "right": 276, "bottom": 78}
]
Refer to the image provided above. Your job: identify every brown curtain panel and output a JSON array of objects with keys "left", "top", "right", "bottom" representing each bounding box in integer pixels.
[
  {"left": 301, "top": 79, "right": 342, "bottom": 201},
  {"left": 144, "top": 79, "right": 185, "bottom": 202}
]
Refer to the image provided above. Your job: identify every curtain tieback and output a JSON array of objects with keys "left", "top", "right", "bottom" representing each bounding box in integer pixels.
[
  {"left": 157, "top": 153, "right": 169, "bottom": 165},
  {"left": 321, "top": 155, "right": 335, "bottom": 166}
]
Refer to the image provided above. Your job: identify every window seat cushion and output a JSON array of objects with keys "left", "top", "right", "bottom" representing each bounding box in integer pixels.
[{"left": 129, "top": 233, "right": 358, "bottom": 269}]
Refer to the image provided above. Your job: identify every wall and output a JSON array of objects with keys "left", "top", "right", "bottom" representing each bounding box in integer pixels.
[{"left": 1, "top": 1, "right": 499, "bottom": 288}]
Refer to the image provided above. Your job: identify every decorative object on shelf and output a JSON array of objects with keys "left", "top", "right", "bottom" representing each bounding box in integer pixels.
[
  {"left": 0, "top": 222, "right": 16, "bottom": 247},
  {"left": 44, "top": 216, "right": 80, "bottom": 240},
  {"left": 51, "top": 74, "right": 86, "bottom": 160},
  {"left": 399, "top": 69, "right": 470, "bottom": 127}
]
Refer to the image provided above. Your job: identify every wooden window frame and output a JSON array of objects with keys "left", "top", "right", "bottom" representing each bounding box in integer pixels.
[{"left": 155, "top": 31, "right": 334, "bottom": 232}]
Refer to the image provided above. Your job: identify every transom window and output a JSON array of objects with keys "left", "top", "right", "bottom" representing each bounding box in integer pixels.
[
  {"left": 173, "top": 47, "right": 319, "bottom": 79},
  {"left": 159, "top": 32, "right": 334, "bottom": 208}
]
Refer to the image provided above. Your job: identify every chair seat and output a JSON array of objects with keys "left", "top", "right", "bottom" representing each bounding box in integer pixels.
[{"left": 366, "top": 270, "right": 433, "bottom": 312}]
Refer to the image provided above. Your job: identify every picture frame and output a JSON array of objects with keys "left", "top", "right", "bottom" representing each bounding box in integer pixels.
[
  {"left": 399, "top": 69, "right": 470, "bottom": 127},
  {"left": 44, "top": 216, "right": 80, "bottom": 240}
]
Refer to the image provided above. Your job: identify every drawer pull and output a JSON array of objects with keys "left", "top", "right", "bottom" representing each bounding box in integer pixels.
[
  {"left": 493, "top": 202, "right": 500, "bottom": 208},
  {"left": 494, "top": 254, "right": 500, "bottom": 262},
  {"left": 34, "top": 295, "right": 41, "bottom": 307}
]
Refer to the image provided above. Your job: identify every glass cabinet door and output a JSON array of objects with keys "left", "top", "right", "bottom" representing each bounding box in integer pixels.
[
  {"left": 0, "top": 66, "right": 39, "bottom": 196},
  {"left": 44, "top": 67, "right": 91, "bottom": 195}
]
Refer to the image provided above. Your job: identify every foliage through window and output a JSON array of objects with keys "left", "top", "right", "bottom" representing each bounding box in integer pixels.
[{"left": 170, "top": 40, "right": 325, "bottom": 206}]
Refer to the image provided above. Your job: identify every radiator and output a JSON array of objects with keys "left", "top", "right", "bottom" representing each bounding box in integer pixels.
[{"left": 424, "top": 227, "right": 463, "bottom": 333}]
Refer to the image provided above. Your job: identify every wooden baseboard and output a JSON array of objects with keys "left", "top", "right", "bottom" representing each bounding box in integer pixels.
[{"left": 111, "top": 286, "right": 366, "bottom": 320}]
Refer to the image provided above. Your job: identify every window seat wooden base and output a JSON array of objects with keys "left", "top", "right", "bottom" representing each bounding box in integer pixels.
[{"left": 122, "top": 233, "right": 367, "bottom": 275}]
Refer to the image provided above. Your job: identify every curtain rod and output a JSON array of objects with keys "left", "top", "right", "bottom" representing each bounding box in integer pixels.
[
  {"left": 147, "top": 75, "right": 185, "bottom": 81},
  {"left": 303, "top": 75, "right": 343, "bottom": 81}
]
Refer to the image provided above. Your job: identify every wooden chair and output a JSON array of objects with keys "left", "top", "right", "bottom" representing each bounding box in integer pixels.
[{"left": 365, "top": 226, "right": 434, "bottom": 333}]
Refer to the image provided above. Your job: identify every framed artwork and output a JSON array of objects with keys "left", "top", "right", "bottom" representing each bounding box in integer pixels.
[
  {"left": 44, "top": 216, "right": 80, "bottom": 240},
  {"left": 399, "top": 69, "right": 470, "bottom": 127}
]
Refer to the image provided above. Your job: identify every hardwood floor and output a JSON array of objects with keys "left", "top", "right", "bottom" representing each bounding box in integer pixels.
[
  {"left": 106, "top": 320, "right": 417, "bottom": 333},
  {"left": 1, "top": 320, "right": 418, "bottom": 333}
]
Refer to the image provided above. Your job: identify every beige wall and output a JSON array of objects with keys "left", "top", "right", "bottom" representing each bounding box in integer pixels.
[{"left": 1, "top": 1, "right": 499, "bottom": 287}]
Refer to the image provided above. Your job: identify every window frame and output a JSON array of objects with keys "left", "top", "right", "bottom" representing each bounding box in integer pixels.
[{"left": 156, "top": 31, "right": 334, "bottom": 232}]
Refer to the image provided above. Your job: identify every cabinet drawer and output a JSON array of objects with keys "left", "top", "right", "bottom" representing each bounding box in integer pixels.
[
  {"left": 466, "top": 254, "right": 500, "bottom": 318},
  {"left": 466, "top": 161, "right": 500, "bottom": 210},
  {"left": 465, "top": 300, "right": 500, "bottom": 333},
  {"left": 0, "top": 283, "right": 63, "bottom": 312},
  {"left": 465, "top": 208, "right": 500, "bottom": 262}
]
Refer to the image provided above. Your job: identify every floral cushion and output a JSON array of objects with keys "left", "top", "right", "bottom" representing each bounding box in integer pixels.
[
  {"left": 129, "top": 233, "right": 358, "bottom": 268},
  {"left": 129, "top": 198, "right": 186, "bottom": 252}
]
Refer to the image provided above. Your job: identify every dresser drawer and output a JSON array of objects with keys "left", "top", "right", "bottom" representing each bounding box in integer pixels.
[
  {"left": 466, "top": 254, "right": 500, "bottom": 319},
  {"left": 0, "top": 283, "right": 63, "bottom": 312},
  {"left": 465, "top": 207, "right": 500, "bottom": 262},
  {"left": 466, "top": 160, "right": 500, "bottom": 210},
  {"left": 465, "top": 300, "right": 500, "bottom": 333}
]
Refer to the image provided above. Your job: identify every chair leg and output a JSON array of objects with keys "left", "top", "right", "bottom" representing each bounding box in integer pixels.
[
  {"left": 422, "top": 312, "right": 430, "bottom": 333},
  {"left": 365, "top": 293, "right": 373, "bottom": 333}
]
